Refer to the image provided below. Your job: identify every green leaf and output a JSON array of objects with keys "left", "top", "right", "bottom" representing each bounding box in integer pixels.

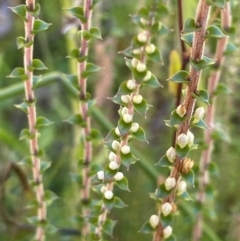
[
  {"left": 114, "top": 196, "right": 128, "bottom": 208},
  {"left": 32, "top": 75, "right": 42, "bottom": 89},
  {"left": 119, "top": 46, "right": 133, "bottom": 58},
  {"left": 68, "top": 49, "right": 80, "bottom": 59},
  {"left": 143, "top": 73, "right": 163, "bottom": 88},
  {"left": 104, "top": 129, "right": 120, "bottom": 144},
  {"left": 102, "top": 219, "right": 117, "bottom": 237},
  {"left": 36, "top": 149, "right": 45, "bottom": 158},
  {"left": 205, "top": 184, "right": 214, "bottom": 199},
  {"left": 35, "top": 116, "right": 53, "bottom": 129},
  {"left": 133, "top": 98, "right": 148, "bottom": 115},
  {"left": 91, "top": 0, "right": 101, "bottom": 9},
  {"left": 9, "top": 5, "right": 27, "bottom": 22},
  {"left": 179, "top": 191, "right": 193, "bottom": 201},
  {"left": 65, "top": 114, "right": 84, "bottom": 126},
  {"left": 120, "top": 152, "right": 133, "bottom": 169},
  {"left": 131, "top": 127, "right": 148, "bottom": 143},
  {"left": 169, "top": 110, "right": 186, "bottom": 126},
  {"left": 165, "top": 235, "right": 177, "bottom": 241},
  {"left": 192, "top": 119, "right": 208, "bottom": 129},
  {"left": 104, "top": 165, "right": 118, "bottom": 180},
  {"left": 151, "top": 23, "right": 170, "bottom": 36},
  {"left": 89, "top": 129, "right": 102, "bottom": 141},
  {"left": 190, "top": 56, "right": 216, "bottom": 71},
  {"left": 28, "top": 59, "right": 48, "bottom": 71},
  {"left": 118, "top": 118, "right": 132, "bottom": 137},
  {"left": 224, "top": 43, "right": 238, "bottom": 55},
  {"left": 192, "top": 89, "right": 210, "bottom": 105},
  {"left": 67, "top": 7, "right": 87, "bottom": 23},
  {"left": 181, "top": 33, "right": 194, "bottom": 47},
  {"left": 15, "top": 102, "right": 28, "bottom": 113},
  {"left": 213, "top": 83, "right": 231, "bottom": 95},
  {"left": 182, "top": 18, "right": 201, "bottom": 33},
  {"left": 176, "top": 145, "right": 190, "bottom": 159},
  {"left": 41, "top": 161, "right": 51, "bottom": 173},
  {"left": 115, "top": 177, "right": 130, "bottom": 192},
  {"left": 206, "top": 0, "right": 225, "bottom": 8},
  {"left": 167, "top": 70, "right": 190, "bottom": 83},
  {"left": 147, "top": 48, "right": 163, "bottom": 63},
  {"left": 81, "top": 63, "right": 101, "bottom": 78},
  {"left": 27, "top": 3, "right": 41, "bottom": 18},
  {"left": 139, "top": 221, "right": 155, "bottom": 233},
  {"left": 16, "top": 37, "right": 26, "bottom": 49},
  {"left": 89, "top": 27, "right": 102, "bottom": 39},
  {"left": 156, "top": 155, "right": 172, "bottom": 167},
  {"left": 161, "top": 213, "right": 173, "bottom": 227},
  {"left": 208, "top": 162, "right": 219, "bottom": 176},
  {"left": 182, "top": 170, "right": 195, "bottom": 187},
  {"left": 156, "top": 184, "right": 171, "bottom": 199},
  {"left": 211, "top": 124, "right": 231, "bottom": 143},
  {"left": 205, "top": 25, "right": 226, "bottom": 39},
  {"left": 8, "top": 67, "right": 28, "bottom": 80},
  {"left": 32, "top": 20, "right": 51, "bottom": 34},
  {"left": 44, "top": 190, "right": 59, "bottom": 207},
  {"left": 103, "top": 197, "right": 115, "bottom": 211},
  {"left": 27, "top": 216, "right": 39, "bottom": 226},
  {"left": 19, "top": 129, "right": 34, "bottom": 140}
]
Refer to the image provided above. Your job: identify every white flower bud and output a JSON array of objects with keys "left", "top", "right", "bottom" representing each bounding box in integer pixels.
[
  {"left": 121, "top": 107, "right": 128, "bottom": 116},
  {"left": 130, "top": 122, "right": 140, "bottom": 133},
  {"left": 126, "top": 79, "right": 136, "bottom": 90},
  {"left": 104, "top": 190, "right": 113, "bottom": 200},
  {"left": 123, "top": 113, "right": 133, "bottom": 123},
  {"left": 140, "top": 18, "right": 149, "bottom": 26},
  {"left": 187, "top": 130, "right": 194, "bottom": 146},
  {"left": 121, "top": 95, "right": 131, "bottom": 104},
  {"left": 108, "top": 151, "right": 117, "bottom": 162},
  {"left": 133, "top": 48, "right": 142, "bottom": 55},
  {"left": 166, "top": 147, "right": 176, "bottom": 163},
  {"left": 121, "top": 145, "right": 130, "bottom": 154},
  {"left": 143, "top": 71, "right": 151, "bottom": 81},
  {"left": 149, "top": 215, "right": 159, "bottom": 228},
  {"left": 133, "top": 94, "right": 143, "bottom": 104},
  {"left": 161, "top": 202, "right": 172, "bottom": 216},
  {"left": 193, "top": 107, "right": 205, "bottom": 122},
  {"left": 137, "top": 31, "right": 148, "bottom": 43},
  {"left": 97, "top": 171, "right": 104, "bottom": 180},
  {"left": 114, "top": 172, "right": 124, "bottom": 181},
  {"left": 131, "top": 58, "right": 139, "bottom": 68},
  {"left": 176, "top": 104, "right": 186, "bottom": 117},
  {"left": 177, "top": 180, "right": 187, "bottom": 195},
  {"left": 165, "top": 177, "right": 176, "bottom": 191},
  {"left": 115, "top": 127, "right": 120, "bottom": 136},
  {"left": 177, "top": 133, "right": 189, "bottom": 149},
  {"left": 100, "top": 185, "right": 107, "bottom": 194},
  {"left": 112, "top": 140, "right": 120, "bottom": 151},
  {"left": 109, "top": 161, "right": 119, "bottom": 170},
  {"left": 163, "top": 226, "right": 173, "bottom": 239},
  {"left": 136, "top": 62, "right": 147, "bottom": 72},
  {"left": 145, "top": 44, "right": 156, "bottom": 54}
]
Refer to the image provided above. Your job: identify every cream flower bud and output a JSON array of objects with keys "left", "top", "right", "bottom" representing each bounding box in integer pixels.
[
  {"left": 112, "top": 140, "right": 120, "bottom": 151},
  {"left": 121, "top": 107, "right": 128, "bottom": 116},
  {"left": 177, "top": 180, "right": 187, "bottom": 195},
  {"left": 194, "top": 107, "right": 205, "bottom": 121},
  {"left": 133, "top": 48, "right": 142, "bottom": 55},
  {"left": 166, "top": 147, "right": 176, "bottom": 163},
  {"left": 145, "top": 43, "right": 156, "bottom": 54},
  {"left": 163, "top": 226, "right": 173, "bottom": 239},
  {"left": 109, "top": 161, "right": 119, "bottom": 170},
  {"left": 143, "top": 71, "right": 151, "bottom": 81},
  {"left": 149, "top": 215, "right": 159, "bottom": 228},
  {"left": 136, "top": 62, "right": 147, "bottom": 72},
  {"left": 137, "top": 31, "right": 148, "bottom": 43},
  {"left": 161, "top": 202, "right": 172, "bottom": 216},
  {"left": 165, "top": 177, "right": 176, "bottom": 191},
  {"left": 130, "top": 122, "right": 140, "bottom": 133},
  {"left": 108, "top": 152, "right": 117, "bottom": 162},
  {"left": 121, "top": 145, "right": 130, "bottom": 154},
  {"left": 104, "top": 190, "right": 113, "bottom": 200},
  {"left": 133, "top": 94, "right": 143, "bottom": 104},
  {"left": 114, "top": 172, "right": 124, "bottom": 181},
  {"left": 126, "top": 79, "right": 136, "bottom": 90},
  {"left": 140, "top": 18, "right": 149, "bottom": 26},
  {"left": 187, "top": 130, "right": 194, "bottom": 146},
  {"left": 131, "top": 58, "right": 139, "bottom": 68},
  {"left": 176, "top": 104, "right": 186, "bottom": 117},
  {"left": 121, "top": 95, "right": 131, "bottom": 104},
  {"left": 123, "top": 113, "right": 133, "bottom": 123},
  {"left": 177, "top": 133, "right": 189, "bottom": 149},
  {"left": 100, "top": 185, "right": 107, "bottom": 194},
  {"left": 182, "top": 158, "right": 194, "bottom": 174},
  {"left": 97, "top": 171, "right": 104, "bottom": 180},
  {"left": 115, "top": 127, "right": 120, "bottom": 136}
]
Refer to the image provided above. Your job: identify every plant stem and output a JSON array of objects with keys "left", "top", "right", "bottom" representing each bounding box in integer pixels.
[
  {"left": 24, "top": 1, "right": 46, "bottom": 240},
  {"left": 192, "top": 2, "right": 231, "bottom": 241}
]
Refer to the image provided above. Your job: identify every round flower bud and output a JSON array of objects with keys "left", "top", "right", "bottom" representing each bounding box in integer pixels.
[
  {"left": 109, "top": 161, "right": 119, "bottom": 170},
  {"left": 143, "top": 71, "right": 151, "bottom": 81},
  {"left": 114, "top": 172, "right": 124, "bottom": 181},
  {"left": 133, "top": 48, "right": 142, "bottom": 55},
  {"left": 187, "top": 130, "right": 194, "bottom": 146},
  {"left": 145, "top": 43, "right": 156, "bottom": 54},
  {"left": 100, "top": 185, "right": 107, "bottom": 194},
  {"left": 182, "top": 158, "right": 194, "bottom": 174},
  {"left": 121, "top": 95, "right": 131, "bottom": 104},
  {"left": 112, "top": 140, "right": 120, "bottom": 151},
  {"left": 97, "top": 171, "right": 104, "bottom": 180},
  {"left": 177, "top": 133, "right": 189, "bottom": 149},
  {"left": 163, "top": 226, "right": 173, "bottom": 239},
  {"left": 104, "top": 190, "right": 113, "bottom": 200},
  {"left": 121, "top": 107, "right": 128, "bottom": 116},
  {"left": 121, "top": 145, "right": 130, "bottom": 155},
  {"left": 161, "top": 202, "right": 172, "bottom": 216},
  {"left": 130, "top": 122, "right": 140, "bottom": 133},
  {"left": 133, "top": 94, "right": 143, "bottom": 104},
  {"left": 131, "top": 58, "right": 139, "bottom": 68},
  {"left": 149, "top": 215, "right": 159, "bottom": 229},
  {"left": 177, "top": 180, "right": 187, "bottom": 195},
  {"left": 123, "top": 113, "right": 133, "bottom": 123},
  {"left": 108, "top": 151, "right": 117, "bottom": 162},
  {"left": 165, "top": 177, "right": 176, "bottom": 191},
  {"left": 136, "top": 62, "right": 146, "bottom": 72},
  {"left": 126, "top": 79, "right": 136, "bottom": 90},
  {"left": 140, "top": 18, "right": 149, "bottom": 26},
  {"left": 193, "top": 107, "right": 205, "bottom": 122},
  {"left": 115, "top": 127, "right": 120, "bottom": 136},
  {"left": 166, "top": 147, "right": 176, "bottom": 163},
  {"left": 137, "top": 31, "right": 148, "bottom": 43},
  {"left": 176, "top": 104, "right": 186, "bottom": 117}
]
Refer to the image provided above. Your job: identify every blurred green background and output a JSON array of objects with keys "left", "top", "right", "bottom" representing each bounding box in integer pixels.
[{"left": 0, "top": 0, "right": 240, "bottom": 240}]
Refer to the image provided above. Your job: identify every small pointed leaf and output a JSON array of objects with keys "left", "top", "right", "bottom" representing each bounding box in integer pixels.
[
  {"left": 8, "top": 67, "right": 28, "bottom": 80},
  {"left": 19, "top": 129, "right": 33, "bottom": 140},
  {"left": 65, "top": 114, "right": 84, "bottom": 126},
  {"left": 205, "top": 25, "right": 226, "bottom": 39},
  {"left": 161, "top": 213, "right": 173, "bottom": 227},
  {"left": 102, "top": 219, "right": 117, "bottom": 237},
  {"left": 28, "top": 59, "right": 47, "bottom": 71},
  {"left": 118, "top": 118, "right": 132, "bottom": 137},
  {"left": 120, "top": 152, "right": 133, "bottom": 169},
  {"left": 182, "top": 170, "right": 195, "bottom": 187},
  {"left": 41, "top": 161, "right": 51, "bottom": 173},
  {"left": 156, "top": 184, "right": 171, "bottom": 199},
  {"left": 179, "top": 191, "right": 193, "bottom": 201},
  {"left": 169, "top": 110, "right": 186, "bottom": 126},
  {"left": 32, "top": 20, "right": 51, "bottom": 34},
  {"left": 176, "top": 145, "right": 190, "bottom": 159},
  {"left": 156, "top": 155, "right": 172, "bottom": 167},
  {"left": 181, "top": 33, "right": 193, "bottom": 47},
  {"left": 133, "top": 98, "right": 148, "bottom": 115},
  {"left": 192, "top": 89, "right": 210, "bottom": 105},
  {"left": 167, "top": 70, "right": 190, "bottom": 83},
  {"left": 116, "top": 177, "right": 130, "bottom": 192},
  {"left": 206, "top": 0, "right": 225, "bottom": 8},
  {"left": 32, "top": 75, "right": 42, "bottom": 89},
  {"left": 182, "top": 18, "right": 201, "bottom": 33},
  {"left": 131, "top": 127, "right": 148, "bottom": 143},
  {"left": 89, "top": 27, "right": 102, "bottom": 39},
  {"left": 36, "top": 116, "right": 53, "bottom": 129},
  {"left": 16, "top": 37, "right": 25, "bottom": 49},
  {"left": 27, "top": 3, "right": 41, "bottom": 18},
  {"left": 114, "top": 196, "right": 128, "bottom": 208},
  {"left": 190, "top": 56, "right": 216, "bottom": 71},
  {"left": 81, "top": 63, "right": 101, "bottom": 78},
  {"left": 44, "top": 190, "right": 59, "bottom": 207},
  {"left": 192, "top": 119, "right": 208, "bottom": 129},
  {"left": 139, "top": 221, "right": 155, "bottom": 233},
  {"left": 9, "top": 5, "right": 27, "bottom": 21},
  {"left": 143, "top": 73, "right": 163, "bottom": 88},
  {"left": 67, "top": 7, "right": 87, "bottom": 23},
  {"left": 147, "top": 48, "right": 163, "bottom": 64},
  {"left": 15, "top": 102, "right": 28, "bottom": 113}
]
